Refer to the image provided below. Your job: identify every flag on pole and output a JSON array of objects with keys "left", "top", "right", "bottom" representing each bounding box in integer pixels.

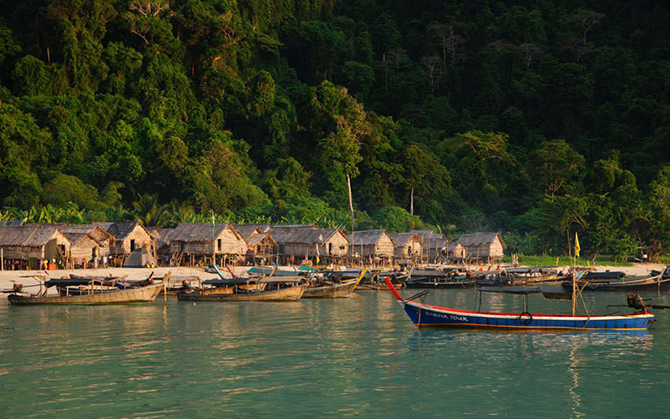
[
  {"left": 575, "top": 232, "right": 581, "bottom": 258},
  {"left": 211, "top": 210, "right": 215, "bottom": 233},
  {"left": 315, "top": 243, "right": 320, "bottom": 264}
]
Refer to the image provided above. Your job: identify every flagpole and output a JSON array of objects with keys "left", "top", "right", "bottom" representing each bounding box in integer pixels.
[
  {"left": 572, "top": 232, "right": 580, "bottom": 316},
  {"left": 211, "top": 210, "right": 216, "bottom": 267}
]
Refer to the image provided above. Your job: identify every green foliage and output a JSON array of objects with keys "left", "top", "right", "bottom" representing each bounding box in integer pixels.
[
  {"left": 370, "top": 206, "right": 421, "bottom": 233},
  {"left": 42, "top": 174, "right": 105, "bottom": 211},
  {"left": 132, "top": 193, "right": 170, "bottom": 227},
  {"left": 0, "top": 0, "right": 670, "bottom": 260},
  {"left": 529, "top": 140, "right": 584, "bottom": 196}
]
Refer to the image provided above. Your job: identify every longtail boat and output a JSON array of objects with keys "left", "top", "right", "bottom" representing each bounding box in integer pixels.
[
  {"left": 385, "top": 277, "right": 655, "bottom": 331},
  {"left": 303, "top": 268, "right": 366, "bottom": 298},
  {"left": 561, "top": 267, "right": 670, "bottom": 292},
  {"left": 8, "top": 283, "right": 164, "bottom": 305},
  {"left": 177, "top": 277, "right": 306, "bottom": 302},
  {"left": 247, "top": 266, "right": 304, "bottom": 277}
]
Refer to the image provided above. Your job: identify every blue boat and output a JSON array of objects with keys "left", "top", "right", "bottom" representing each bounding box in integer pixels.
[{"left": 385, "top": 278, "right": 655, "bottom": 331}]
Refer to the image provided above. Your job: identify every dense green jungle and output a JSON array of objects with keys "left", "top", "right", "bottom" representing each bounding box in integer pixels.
[{"left": 0, "top": 0, "right": 669, "bottom": 260}]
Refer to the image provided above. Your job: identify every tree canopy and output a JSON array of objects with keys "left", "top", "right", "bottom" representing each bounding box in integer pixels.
[{"left": 1, "top": 0, "right": 670, "bottom": 259}]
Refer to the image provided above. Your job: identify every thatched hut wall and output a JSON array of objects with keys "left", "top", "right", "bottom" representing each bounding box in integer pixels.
[
  {"left": 448, "top": 242, "right": 465, "bottom": 259},
  {"left": 53, "top": 225, "right": 114, "bottom": 257},
  {"left": 350, "top": 230, "right": 395, "bottom": 258},
  {"left": 0, "top": 226, "right": 70, "bottom": 261},
  {"left": 66, "top": 234, "right": 100, "bottom": 260},
  {"left": 458, "top": 232, "right": 505, "bottom": 261},
  {"left": 389, "top": 232, "right": 423, "bottom": 259},
  {"left": 248, "top": 233, "right": 277, "bottom": 257},
  {"left": 169, "top": 223, "right": 247, "bottom": 255},
  {"left": 278, "top": 229, "right": 349, "bottom": 258},
  {"left": 95, "top": 222, "right": 153, "bottom": 255}
]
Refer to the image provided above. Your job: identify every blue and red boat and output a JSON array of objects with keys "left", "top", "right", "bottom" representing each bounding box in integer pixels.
[{"left": 385, "top": 278, "right": 655, "bottom": 331}]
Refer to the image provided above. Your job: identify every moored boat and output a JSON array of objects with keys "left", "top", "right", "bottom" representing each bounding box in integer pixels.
[
  {"left": 385, "top": 277, "right": 654, "bottom": 331},
  {"left": 8, "top": 283, "right": 164, "bottom": 305},
  {"left": 177, "top": 277, "right": 306, "bottom": 302},
  {"left": 562, "top": 267, "right": 670, "bottom": 292},
  {"left": 303, "top": 268, "right": 366, "bottom": 298}
]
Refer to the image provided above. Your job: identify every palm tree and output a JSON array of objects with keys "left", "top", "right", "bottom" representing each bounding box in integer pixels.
[{"left": 132, "top": 194, "right": 170, "bottom": 227}]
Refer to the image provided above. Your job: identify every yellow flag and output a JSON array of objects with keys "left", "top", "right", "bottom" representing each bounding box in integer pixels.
[{"left": 575, "top": 233, "right": 581, "bottom": 258}]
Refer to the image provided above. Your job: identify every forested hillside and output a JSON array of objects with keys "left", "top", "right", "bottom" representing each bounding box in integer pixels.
[{"left": 1, "top": 0, "right": 670, "bottom": 259}]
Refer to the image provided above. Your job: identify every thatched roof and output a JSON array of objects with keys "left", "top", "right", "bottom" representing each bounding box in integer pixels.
[
  {"left": 388, "top": 232, "right": 424, "bottom": 246},
  {"left": 49, "top": 225, "right": 114, "bottom": 245},
  {"left": 271, "top": 224, "right": 316, "bottom": 229},
  {"left": 148, "top": 228, "right": 174, "bottom": 248},
  {"left": 62, "top": 232, "right": 93, "bottom": 246},
  {"left": 411, "top": 229, "right": 437, "bottom": 237},
  {"left": 153, "top": 228, "right": 174, "bottom": 241},
  {"left": 0, "top": 225, "right": 65, "bottom": 247},
  {"left": 274, "top": 228, "right": 347, "bottom": 245},
  {"left": 232, "top": 225, "right": 262, "bottom": 241},
  {"left": 268, "top": 224, "right": 318, "bottom": 242},
  {"left": 248, "top": 233, "right": 277, "bottom": 247},
  {"left": 238, "top": 223, "right": 273, "bottom": 233},
  {"left": 447, "top": 242, "right": 464, "bottom": 251},
  {"left": 93, "top": 222, "right": 150, "bottom": 240},
  {"left": 351, "top": 230, "right": 395, "bottom": 246},
  {"left": 169, "top": 223, "right": 243, "bottom": 243},
  {"left": 457, "top": 232, "right": 505, "bottom": 247}
]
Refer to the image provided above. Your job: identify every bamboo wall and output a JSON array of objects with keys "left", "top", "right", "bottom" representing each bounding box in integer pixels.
[
  {"left": 394, "top": 238, "right": 423, "bottom": 258},
  {"left": 110, "top": 226, "right": 153, "bottom": 255},
  {"left": 350, "top": 234, "right": 395, "bottom": 257},
  {"left": 281, "top": 232, "right": 349, "bottom": 257},
  {"left": 171, "top": 227, "right": 247, "bottom": 255},
  {"left": 69, "top": 236, "right": 99, "bottom": 259},
  {"left": 465, "top": 241, "right": 504, "bottom": 260}
]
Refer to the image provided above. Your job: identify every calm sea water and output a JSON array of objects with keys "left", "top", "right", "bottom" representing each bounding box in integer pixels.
[{"left": 1, "top": 289, "right": 670, "bottom": 418}]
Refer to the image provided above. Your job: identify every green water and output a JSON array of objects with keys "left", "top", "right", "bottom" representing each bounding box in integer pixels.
[{"left": 1, "top": 290, "right": 670, "bottom": 418}]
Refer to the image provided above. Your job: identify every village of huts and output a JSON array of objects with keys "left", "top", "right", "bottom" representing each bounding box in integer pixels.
[{"left": 0, "top": 220, "right": 504, "bottom": 271}]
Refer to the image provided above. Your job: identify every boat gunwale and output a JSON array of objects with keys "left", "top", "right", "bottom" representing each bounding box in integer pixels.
[{"left": 404, "top": 299, "right": 654, "bottom": 321}]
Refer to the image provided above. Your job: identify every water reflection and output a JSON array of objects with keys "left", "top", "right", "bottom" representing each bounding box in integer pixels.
[{"left": 0, "top": 290, "right": 668, "bottom": 417}]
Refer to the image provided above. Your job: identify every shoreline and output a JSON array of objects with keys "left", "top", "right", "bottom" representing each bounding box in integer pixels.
[{"left": 0, "top": 262, "right": 665, "bottom": 296}]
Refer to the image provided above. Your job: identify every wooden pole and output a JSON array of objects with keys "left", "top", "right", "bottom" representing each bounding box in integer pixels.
[
  {"left": 410, "top": 187, "right": 414, "bottom": 216},
  {"left": 346, "top": 173, "right": 356, "bottom": 263},
  {"left": 0, "top": 248, "right": 3, "bottom": 271}
]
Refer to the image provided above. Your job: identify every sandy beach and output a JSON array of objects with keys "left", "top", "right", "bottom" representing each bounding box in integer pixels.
[{"left": 0, "top": 262, "right": 666, "bottom": 297}]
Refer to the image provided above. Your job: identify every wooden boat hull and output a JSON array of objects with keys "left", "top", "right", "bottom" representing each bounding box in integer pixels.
[
  {"left": 562, "top": 275, "right": 670, "bottom": 292},
  {"left": 303, "top": 281, "right": 359, "bottom": 298},
  {"left": 405, "top": 280, "right": 475, "bottom": 289},
  {"left": 202, "top": 287, "right": 234, "bottom": 295},
  {"left": 385, "top": 278, "right": 654, "bottom": 331},
  {"left": 8, "top": 284, "right": 164, "bottom": 305},
  {"left": 177, "top": 284, "right": 307, "bottom": 302}
]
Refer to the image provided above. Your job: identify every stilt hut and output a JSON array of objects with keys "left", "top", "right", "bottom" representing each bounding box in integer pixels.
[
  {"left": 57, "top": 225, "right": 115, "bottom": 260},
  {"left": 0, "top": 225, "right": 70, "bottom": 270},
  {"left": 168, "top": 223, "right": 247, "bottom": 266},
  {"left": 232, "top": 225, "right": 263, "bottom": 242},
  {"left": 388, "top": 232, "right": 423, "bottom": 261},
  {"left": 350, "top": 230, "right": 395, "bottom": 263},
  {"left": 275, "top": 228, "right": 349, "bottom": 264},
  {"left": 447, "top": 242, "right": 466, "bottom": 261},
  {"left": 246, "top": 233, "right": 278, "bottom": 265},
  {"left": 64, "top": 234, "right": 103, "bottom": 268},
  {"left": 93, "top": 222, "right": 154, "bottom": 256},
  {"left": 149, "top": 227, "right": 175, "bottom": 263},
  {"left": 411, "top": 230, "right": 448, "bottom": 261},
  {"left": 457, "top": 232, "right": 505, "bottom": 263}
]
